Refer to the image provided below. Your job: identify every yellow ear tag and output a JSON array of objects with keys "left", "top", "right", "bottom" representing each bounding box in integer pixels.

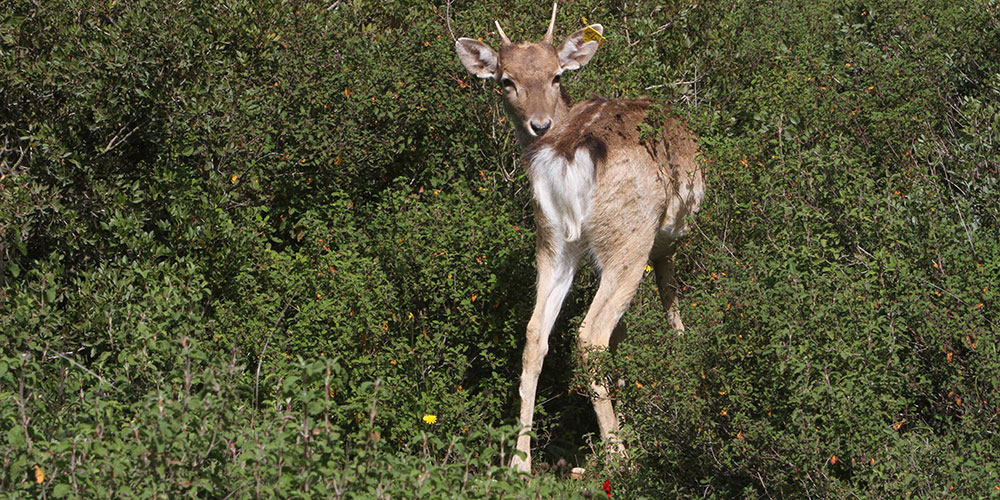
[{"left": 583, "top": 25, "right": 605, "bottom": 45}]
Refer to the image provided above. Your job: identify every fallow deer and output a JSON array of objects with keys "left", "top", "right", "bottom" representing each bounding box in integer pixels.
[{"left": 455, "top": 3, "right": 705, "bottom": 473}]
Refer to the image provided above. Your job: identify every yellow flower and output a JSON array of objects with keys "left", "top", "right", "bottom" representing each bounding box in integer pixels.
[{"left": 422, "top": 414, "right": 437, "bottom": 425}]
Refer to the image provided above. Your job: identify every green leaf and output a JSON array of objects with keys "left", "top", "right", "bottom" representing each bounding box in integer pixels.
[
  {"left": 6, "top": 425, "right": 25, "bottom": 448},
  {"left": 52, "top": 484, "right": 73, "bottom": 498}
]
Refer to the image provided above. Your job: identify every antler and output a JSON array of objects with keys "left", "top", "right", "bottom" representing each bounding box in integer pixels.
[
  {"left": 542, "top": 2, "right": 557, "bottom": 44},
  {"left": 495, "top": 20, "right": 512, "bottom": 45}
]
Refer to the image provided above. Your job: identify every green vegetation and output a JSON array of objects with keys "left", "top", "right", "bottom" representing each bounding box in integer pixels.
[{"left": 2, "top": 0, "right": 997, "bottom": 497}]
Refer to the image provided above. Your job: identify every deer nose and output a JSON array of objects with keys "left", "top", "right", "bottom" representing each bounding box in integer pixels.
[{"left": 530, "top": 120, "right": 551, "bottom": 136}]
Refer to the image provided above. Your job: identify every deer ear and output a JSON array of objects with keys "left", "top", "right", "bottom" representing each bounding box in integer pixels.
[
  {"left": 558, "top": 24, "right": 603, "bottom": 71},
  {"left": 456, "top": 38, "right": 499, "bottom": 79}
]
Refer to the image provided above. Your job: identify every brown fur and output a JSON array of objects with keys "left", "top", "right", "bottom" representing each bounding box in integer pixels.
[{"left": 528, "top": 97, "right": 703, "bottom": 243}]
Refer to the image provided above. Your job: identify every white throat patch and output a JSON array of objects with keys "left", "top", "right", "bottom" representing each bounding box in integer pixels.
[{"left": 528, "top": 145, "right": 596, "bottom": 242}]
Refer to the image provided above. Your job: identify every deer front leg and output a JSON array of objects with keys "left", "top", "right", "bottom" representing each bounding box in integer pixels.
[
  {"left": 511, "top": 241, "right": 578, "bottom": 473},
  {"left": 577, "top": 252, "right": 650, "bottom": 460}
]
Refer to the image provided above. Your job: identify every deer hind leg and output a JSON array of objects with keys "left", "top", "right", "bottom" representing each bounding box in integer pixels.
[
  {"left": 651, "top": 244, "right": 685, "bottom": 332},
  {"left": 577, "top": 245, "right": 652, "bottom": 459},
  {"left": 511, "top": 241, "right": 579, "bottom": 473}
]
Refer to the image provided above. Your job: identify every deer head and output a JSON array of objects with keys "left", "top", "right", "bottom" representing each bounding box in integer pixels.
[{"left": 455, "top": 3, "right": 604, "bottom": 147}]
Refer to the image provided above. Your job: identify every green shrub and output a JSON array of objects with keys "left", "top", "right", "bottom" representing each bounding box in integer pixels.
[
  {"left": 591, "top": 0, "right": 999, "bottom": 496},
  {"left": 1, "top": 0, "right": 997, "bottom": 497}
]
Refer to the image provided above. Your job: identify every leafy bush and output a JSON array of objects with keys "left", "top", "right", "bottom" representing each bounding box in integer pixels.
[
  {"left": 1, "top": 0, "right": 997, "bottom": 497},
  {"left": 592, "top": 0, "right": 999, "bottom": 496},
  {"left": 0, "top": 350, "right": 579, "bottom": 497}
]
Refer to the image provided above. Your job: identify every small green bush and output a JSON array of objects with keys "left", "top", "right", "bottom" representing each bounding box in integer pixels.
[{"left": 0, "top": 350, "right": 580, "bottom": 497}]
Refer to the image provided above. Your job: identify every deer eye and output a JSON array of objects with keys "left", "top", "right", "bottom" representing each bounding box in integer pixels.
[
  {"left": 552, "top": 74, "right": 561, "bottom": 85},
  {"left": 501, "top": 77, "right": 515, "bottom": 90}
]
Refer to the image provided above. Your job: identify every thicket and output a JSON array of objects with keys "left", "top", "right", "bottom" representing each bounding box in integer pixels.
[{"left": 1, "top": 0, "right": 997, "bottom": 497}]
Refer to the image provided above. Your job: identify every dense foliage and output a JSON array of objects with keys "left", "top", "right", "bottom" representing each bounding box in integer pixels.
[{"left": 1, "top": 0, "right": 997, "bottom": 497}]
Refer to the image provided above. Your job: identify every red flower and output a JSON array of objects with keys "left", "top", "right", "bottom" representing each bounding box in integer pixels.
[{"left": 603, "top": 479, "right": 611, "bottom": 498}]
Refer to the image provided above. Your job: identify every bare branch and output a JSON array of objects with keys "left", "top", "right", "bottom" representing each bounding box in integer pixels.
[
  {"left": 0, "top": 135, "right": 30, "bottom": 175},
  {"left": 444, "top": 0, "right": 455, "bottom": 41},
  {"left": 49, "top": 352, "right": 123, "bottom": 393},
  {"left": 98, "top": 124, "right": 142, "bottom": 156},
  {"left": 254, "top": 300, "right": 292, "bottom": 414}
]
